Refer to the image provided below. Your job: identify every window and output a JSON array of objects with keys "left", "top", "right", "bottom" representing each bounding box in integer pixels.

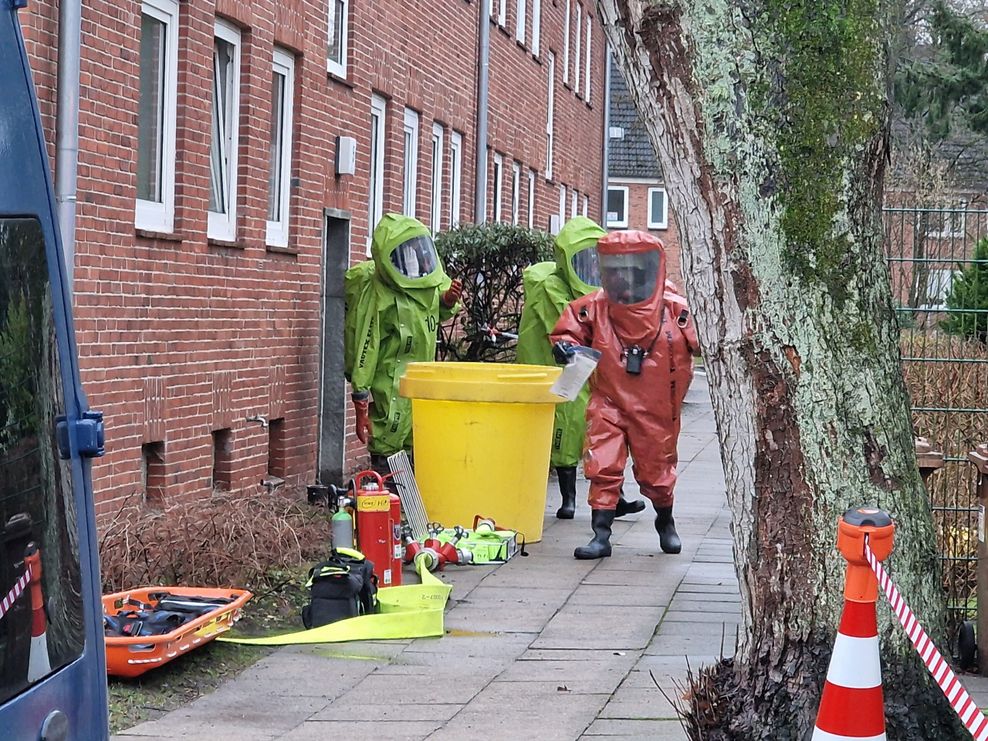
[
  {"left": 515, "top": 0, "right": 526, "bottom": 43},
  {"left": 921, "top": 269, "right": 958, "bottom": 310},
  {"left": 558, "top": 184, "right": 566, "bottom": 224},
  {"left": 574, "top": 4, "right": 582, "bottom": 94},
  {"left": 431, "top": 123, "right": 444, "bottom": 233},
  {"left": 403, "top": 108, "right": 420, "bottom": 218},
  {"left": 582, "top": 193, "right": 589, "bottom": 217},
  {"left": 925, "top": 206, "right": 967, "bottom": 239},
  {"left": 498, "top": 0, "right": 507, "bottom": 25},
  {"left": 492, "top": 152, "right": 504, "bottom": 222},
  {"left": 511, "top": 162, "right": 521, "bottom": 225},
  {"left": 449, "top": 131, "right": 463, "bottom": 228},
  {"left": 266, "top": 48, "right": 295, "bottom": 247},
  {"left": 208, "top": 20, "right": 241, "bottom": 242},
  {"left": 606, "top": 186, "right": 629, "bottom": 227},
  {"left": 135, "top": 0, "right": 179, "bottom": 233},
  {"left": 528, "top": 169, "right": 536, "bottom": 228},
  {"left": 570, "top": 188, "right": 578, "bottom": 217},
  {"left": 546, "top": 52, "right": 555, "bottom": 180},
  {"left": 0, "top": 218, "right": 84, "bottom": 704},
  {"left": 584, "top": 16, "right": 592, "bottom": 101},
  {"left": 327, "top": 0, "right": 348, "bottom": 78},
  {"left": 368, "top": 94, "right": 386, "bottom": 249},
  {"left": 562, "top": 0, "right": 570, "bottom": 84},
  {"left": 532, "top": 0, "right": 541, "bottom": 56},
  {"left": 648, "top": 187, "right": 669, "bottom": 229}
]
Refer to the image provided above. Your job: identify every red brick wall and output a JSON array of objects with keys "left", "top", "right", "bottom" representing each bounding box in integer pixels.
[{"left": 18, "top": 0, "right": 606, "bottom": 513}]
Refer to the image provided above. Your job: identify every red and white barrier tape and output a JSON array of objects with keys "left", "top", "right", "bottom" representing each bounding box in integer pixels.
[
  {"left": 865, "top": 539, "right": 988, "bottom": 740},
  {"left": 0, "top": 569, "right": 30, "bottom": 622}
]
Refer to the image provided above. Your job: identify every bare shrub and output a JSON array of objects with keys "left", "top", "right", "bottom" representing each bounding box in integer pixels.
[{"left": 99, "top": 488, "right": 329, "bottom": 593}]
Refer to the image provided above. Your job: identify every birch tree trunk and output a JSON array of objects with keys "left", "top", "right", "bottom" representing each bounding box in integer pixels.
[{"left": 598, "top": 1, "right": 963, "bottom": 737}]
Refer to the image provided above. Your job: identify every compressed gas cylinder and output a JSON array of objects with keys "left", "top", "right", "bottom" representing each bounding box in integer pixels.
[{"left": 331, "top": 503, "right": 354, "bottom": 549}]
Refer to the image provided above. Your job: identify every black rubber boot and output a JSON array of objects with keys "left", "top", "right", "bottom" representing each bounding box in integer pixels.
[
  {"left": 615, "top": 492, "right": 646, "bottom": 518},
  {"left": 555, "top": 467, "right": 577, "bottom": 519},
  {"left": 574, "top": 509, "right": 615, "bottom": 560},
  {"left": 654, "top": 506, "right": 682, "bottom": 554}
]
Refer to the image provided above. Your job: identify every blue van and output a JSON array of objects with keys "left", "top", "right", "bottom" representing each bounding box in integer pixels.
[{"left": 0, "top": 0, "right": 108, "bottom": 738}]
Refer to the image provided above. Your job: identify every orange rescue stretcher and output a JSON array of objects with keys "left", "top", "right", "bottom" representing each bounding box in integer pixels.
[{"left": 103, "top": 586, "right": 252, "bottom": 678}]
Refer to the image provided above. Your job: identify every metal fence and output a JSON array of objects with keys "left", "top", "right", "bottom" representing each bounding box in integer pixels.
[{"left": 884, "top": 207, "right": 988, "bottom": 630}]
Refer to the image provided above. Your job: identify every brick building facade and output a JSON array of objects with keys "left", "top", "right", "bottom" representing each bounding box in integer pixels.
[
  {"left": 606, "top": 61, "right": 683, "bottom": 286},
  {"left": 19, "top": 0, "right": 606, "bottom": 515}
]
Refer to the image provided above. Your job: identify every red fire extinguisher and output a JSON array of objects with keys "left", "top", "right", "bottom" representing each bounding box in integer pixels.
[{"left": 353, "top": 470, "right": 403, "bottom": 587}]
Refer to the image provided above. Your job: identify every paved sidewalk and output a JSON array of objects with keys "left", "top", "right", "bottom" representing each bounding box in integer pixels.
[{"left": 108, "top": 377, "right": 736, "bottom": 739}]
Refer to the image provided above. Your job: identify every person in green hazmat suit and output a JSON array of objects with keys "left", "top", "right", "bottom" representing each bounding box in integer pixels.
[
  {"left": 344, "top": 214, "right": 462, "bottom": 473},
  {"left": 516, "top": 216, "right": 645, "bottom": 519}
]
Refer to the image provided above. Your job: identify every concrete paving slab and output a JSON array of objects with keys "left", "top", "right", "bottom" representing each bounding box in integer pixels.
[
  {"left": 568, "top": 583, "right": 674, "bottom": 607},
  {"left": 598, "top": 685, "right": 679, "bottom": 718},
  {"left": 309, "top": 702, "right": 462, "bottom": 722},
  {"left": 281, "top": 719, "right": 443, "bottom": 740},
  {"left": 533, "top": 605, "right": 664, "bottom": 650},
  {"left": 582, "top": 718, "right": 689, "bottom": 739},
  {"left": 335, "top": 671, "right": 489, "bottom": 705}
]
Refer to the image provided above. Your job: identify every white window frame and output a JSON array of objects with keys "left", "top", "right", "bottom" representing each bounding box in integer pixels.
[
  {"left": 558, "top": 184, "right": 566, "bottom": 224},
  {"left": 647, "top": 187, "right": 669, "bottom": 229},
  {"left": 562, "top": 0, "right": 570, "bottom": 84},
  {"left": 546, "top": 52, "right": 555, "bottom": 181},
  {"left": 492, "top": 152, "right": 504, "bottom": 222},
  {"left": 527, "top": 169, "right": 536, "bottom": 228},
  {"left": 135, "top": 0, "right": 179, "bottom": 233},
  {"left": 266, "top": 48, "right": 295, "bottom": 248},
  {"left": 926, "top": 205, "right": 967, "bottom": 239},
  {"left": 402, "top": 108, "right": 420, "bottom": 218},
  {"left": 449, "top": 131, "right": 463, "bottom": 228},
  {"left": 582, "top": 193, "right": 589, "bottom": 217},
  {"left": 430, "top": 123, "right": 444, "bottom": 233},
  {"left": 606, "top": 186, "right": 629, "bottom": 228},
  {"left": 531, "top": 0, "right": 541, "bottom": 56},
  {"left": 208, "top": 20, "right": 241, "bottom": 242},
  {"left": 515, "top": 0, "right": 526, "bottom": 43},
  {"left": 584, "top": 15, "right": 592, "bottom": 102},
  {"left": 570, "top": 188, "right": 578, "bottom": 218},
  {"left": 368, "top": 94, "right": 387, "bottom": 251},
  {"left": 326, "top": 0, "right": 349, "bottom": 78},
  {"left": 921, "top": 268, "right": 959, "bottom": 310},
  {"left": 498, "top": 0, "right": 507, "bottom": 26},
  {"left": 511, "top": 162, "right": 521, "bottom": 225},
  {"left": 574, "top": 3, "right": 582, "bottom": 95}
]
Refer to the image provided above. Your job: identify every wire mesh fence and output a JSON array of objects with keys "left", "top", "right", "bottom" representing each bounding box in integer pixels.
[{"left": 885, "top": 206, "right": 988, "bottom": 631}]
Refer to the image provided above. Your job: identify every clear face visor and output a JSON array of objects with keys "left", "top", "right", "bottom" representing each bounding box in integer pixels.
[
  {"left": 599, "top": 250, "right": 661, "bottom": 305},
  {"left": 390, "top": 235, "right": 439, "bottom": 279},
  {"left": 570, "top": 246, "right": 601, "bottom": 288}
]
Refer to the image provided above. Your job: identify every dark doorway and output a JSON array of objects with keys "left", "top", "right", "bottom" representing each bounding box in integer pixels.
[{"left": 318, "top": 211, "right": 350, "bottom": 487}]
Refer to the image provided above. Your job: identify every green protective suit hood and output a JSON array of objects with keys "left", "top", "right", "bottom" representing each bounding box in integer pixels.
[
  {"left": 371, "top": 213, "right": 447, "bottom": 292},
  {"left": 516, "top": 217, "right": 605, "bottom": 469},
  {"left": 344, "top": 214, "right": 456, "bottom": 456},
  {"left": 554, "top": 216, "right": 606, "bottom": 297}
]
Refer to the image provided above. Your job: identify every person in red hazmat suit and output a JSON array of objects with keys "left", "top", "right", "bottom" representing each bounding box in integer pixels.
[{"left": 550, "top": 230, "right": 700, "bottom": 559}]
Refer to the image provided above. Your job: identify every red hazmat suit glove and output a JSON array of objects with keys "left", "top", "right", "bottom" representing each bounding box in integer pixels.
[
  {"left": 442, "top": 279, "right": 463, "bottom": 308},
  {"left": 352, "top": 391, "right": 372, "bottom": 444}
]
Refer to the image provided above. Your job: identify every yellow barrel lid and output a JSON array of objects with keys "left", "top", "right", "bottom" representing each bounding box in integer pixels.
[{"left": 399, "top": 362, "right": 564, "bottom": 403}]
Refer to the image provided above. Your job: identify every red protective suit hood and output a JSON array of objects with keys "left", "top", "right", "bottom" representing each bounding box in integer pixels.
[{"left": 597, "top": 230, "right": 668, "bottom": 347}]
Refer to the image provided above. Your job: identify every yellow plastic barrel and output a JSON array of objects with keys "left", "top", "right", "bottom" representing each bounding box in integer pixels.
[{"left": 399, "top": 362, "right": 564, "bottom": 543}]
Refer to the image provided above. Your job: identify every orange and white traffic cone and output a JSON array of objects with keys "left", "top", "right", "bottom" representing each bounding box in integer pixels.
[
  {"left": 812, "top": 507, "right": 895, "bottom": 741},
  {"left": 24, "top": 542, "right": 50, "bottom": 683}
]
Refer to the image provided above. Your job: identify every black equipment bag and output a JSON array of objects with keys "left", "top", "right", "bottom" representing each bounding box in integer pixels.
[{"left": 301, "top": 548, "right": 378, "bottom": 629}]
